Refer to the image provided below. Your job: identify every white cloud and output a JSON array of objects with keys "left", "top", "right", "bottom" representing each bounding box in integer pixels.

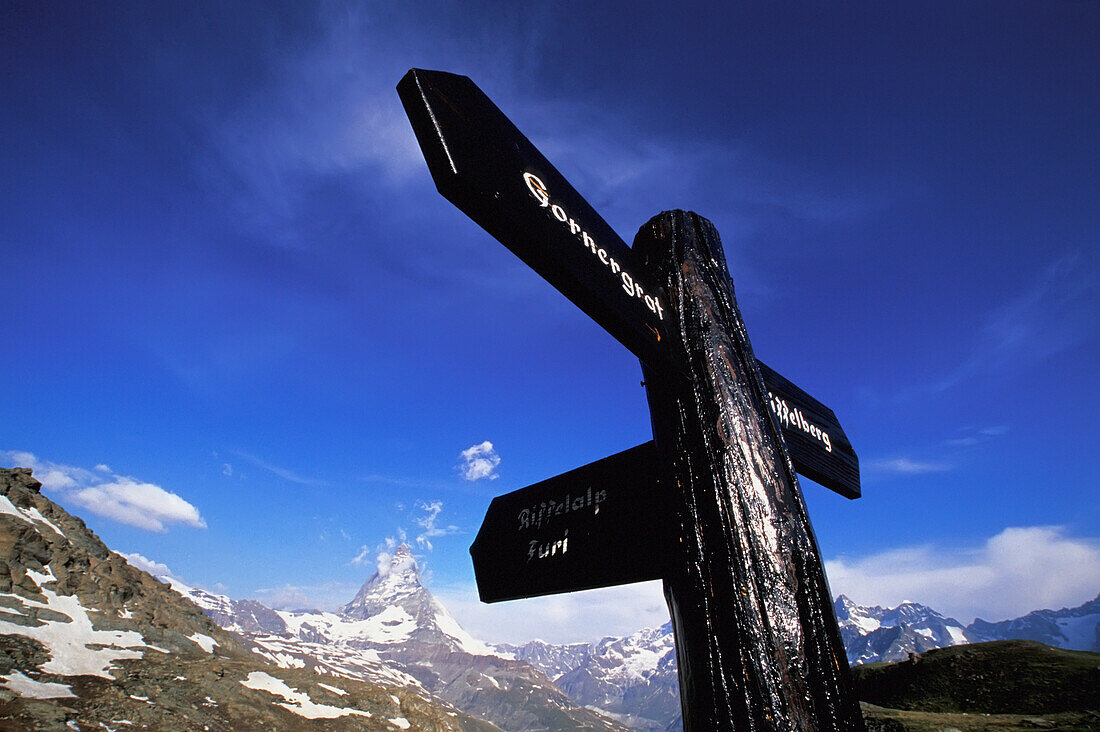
[
  {"left": 826, "top": 526, "right": 1100, "bottom": 623},
  {"left": 864, "top": 457, "right": 951, "bottom": 476},
  {"left": 459, "top": 441, "right": 501, "bottom": 481},
  {"left": 2, "top": 450, "right": 206, "bottom": 533},
  {"left": 70, "top": 479, "right": 206, "bottom": 533},
  {"left": 121, "top": 552, "right": 174, "bottom": 579},
  {"left": 437, "top": 580, "right": 671, "bottom": 646},
  {"left": 222, "top": 463, "right": 233, "bottom": 477}
]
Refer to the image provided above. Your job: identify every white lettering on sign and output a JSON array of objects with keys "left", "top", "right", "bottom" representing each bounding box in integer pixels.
[
  {"left": 523, "top": 172, "right": 664, "bottom": 322},
  {"left": 769, "top": 393, "right": 832, "bottom": 452},
  {"left": 528, "top": 530, "right": 569, "bottom": 562},
  {"left": 517, "top": 486, "right": 606, "bottom": 532}
]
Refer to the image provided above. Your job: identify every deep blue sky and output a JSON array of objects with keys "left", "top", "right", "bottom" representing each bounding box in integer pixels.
[{"left": 3, "top": 1, "right": 1097, "bottom": 643}]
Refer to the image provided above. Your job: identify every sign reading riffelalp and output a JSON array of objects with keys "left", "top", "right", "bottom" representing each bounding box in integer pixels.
[
  {"left": 469, "top": 443, "right": 671, "bottom": 603},
  {"left": 396, "top": 68, "right": 679, "bottom": 377}
]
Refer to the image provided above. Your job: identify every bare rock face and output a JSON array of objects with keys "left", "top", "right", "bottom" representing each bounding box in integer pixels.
[{"left": 0, "top": 467, "right": 497, "bottom": 731}]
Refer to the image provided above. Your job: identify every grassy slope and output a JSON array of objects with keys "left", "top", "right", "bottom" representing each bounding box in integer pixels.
[{"left": 855, "top": 640, "right": 1100, "bottom": 732}]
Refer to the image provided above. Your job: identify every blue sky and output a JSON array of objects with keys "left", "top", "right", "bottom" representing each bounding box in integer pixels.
[{"left": 3, "top": 1, "right": 1097, "bottom": 644}]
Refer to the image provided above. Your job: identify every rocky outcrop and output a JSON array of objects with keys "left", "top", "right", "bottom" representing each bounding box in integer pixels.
[{"left": 0, "top": 467, "right": 497, "bottom": 731}]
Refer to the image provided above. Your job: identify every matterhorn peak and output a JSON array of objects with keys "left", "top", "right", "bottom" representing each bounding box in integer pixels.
[
  {"left": 338, "top": 543, "right": 425, "bottom": 620},
  {"left": 378, "top": 543, "right": 419, "bottom": 581}
]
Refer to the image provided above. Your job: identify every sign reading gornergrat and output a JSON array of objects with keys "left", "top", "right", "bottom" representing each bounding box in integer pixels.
[{"left": 396, "top": 68, "right": 676, "bottom": 375}]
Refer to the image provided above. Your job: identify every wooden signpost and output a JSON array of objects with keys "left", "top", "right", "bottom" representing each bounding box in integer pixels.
[{"left": 399, "top": 68, "right": 866, "bottom": 731}]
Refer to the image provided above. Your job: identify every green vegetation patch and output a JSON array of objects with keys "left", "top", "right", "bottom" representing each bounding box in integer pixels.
[{"left": 853, "top": 640, "right": 1100, "bottom": 715}]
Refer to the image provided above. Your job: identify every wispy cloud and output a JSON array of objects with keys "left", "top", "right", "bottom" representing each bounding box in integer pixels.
[
  {"left": 864, "top": 457, "right": 952, "bottom": 476},
  {"left": 943, "top": 424, "right": 1010, "bottom": 448},
  {"left": 826, "top": 526, "right": 1100, "bottom": 623},
  {"left": 931, "top": 253, "right": 1097, "bottom": 392},
  {"left": 413, "top": 499, "right": 459, "bottom": 551},
  {"left": 348, "top": 545, "right": 372, "bottom": 567},
  {"left": 458, "top": 441, "right": 501, "bottom": 481},
  {"left": 232, "top": 450, "right": 326, "bottom": 486},
  {"left": 192, "top": 5, "right": 433, "bottom": 249},
  {"left": 4, "top": 451, "right": 205, "bottom": 533},
  {"left": 252, "top": 581, "right": 361, "bottom": 612}
]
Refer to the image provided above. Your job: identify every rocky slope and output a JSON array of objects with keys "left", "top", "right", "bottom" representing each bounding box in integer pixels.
[
  {"left": 0, "top": 467, "right": 496, "bottom": 731},
  {"left": 178, "top": 544, "right": 628, "bottom": 732}
]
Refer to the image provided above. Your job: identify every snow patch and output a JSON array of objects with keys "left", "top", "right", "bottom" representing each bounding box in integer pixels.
[
  {"left": 26, "top": 566, "right": 56, "bottom": 587},
  {"left": 23, "top": 507, "right": 64, "bottom": 538},
  {"left": 240, "top": 671, "right": 371, "bottom": 720},
  {"left": 188, "top": 633, "right": 218, "bottom": 653},
  {"left": 433, "top": 603, "right": 497, "bottom": 656},
  {"left": 1057, "top": 613, "right": 1100, "bottom": 650},
  {"left": 946, "top": 625, "right": 968, "bottom": 645},
  {"left": 0, "top": 588, "right": 148, "bottom": 677},
  {"left": 1, "top": 670, "right": 75, "bottom": 699},
  {"left": 389, "top": 718, "right": 411, "bottom": 729},
  {"left": 278, "top": 606, "right": 417, "bottom": 645},
  {"left": 0, "top": 496, "right": 65, "bottom": 539},
  {"left": 317, "top": 682, "right": 347, "bottom": 696}
]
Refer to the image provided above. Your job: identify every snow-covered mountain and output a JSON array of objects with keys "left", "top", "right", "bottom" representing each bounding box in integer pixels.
[
  {"left": 835, "top": 594, "right": 1100, "bottom": 664},
  {"left": 834, "top": 595, "right": 971, "bottom": 665},
  {"left": 174, "top": 544, "right": 628, "bottom": 732},
  {"left": 967, "top": 594, "right": 1100, "bottom": 651},
  {"left": 501, "top": 624, "right": 681, "bottom": 732}
]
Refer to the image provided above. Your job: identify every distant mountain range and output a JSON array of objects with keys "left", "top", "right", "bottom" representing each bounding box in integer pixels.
[
  {"left": 3, "top": 465, "right": 1097, "bottom": 731},
  {"left": 835, "top": 593, "right": 1100, "bottom": 664},
  {"left": 500, "top": 593, "right": 1100, "bottom": 730},
  {"left": 171, "top": 543, "right": 628, "bottom": 731}
]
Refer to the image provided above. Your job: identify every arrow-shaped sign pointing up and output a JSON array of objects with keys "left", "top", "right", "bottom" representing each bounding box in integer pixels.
[{"left": 398, "top": 68, "right": 679, "bottom": 377}]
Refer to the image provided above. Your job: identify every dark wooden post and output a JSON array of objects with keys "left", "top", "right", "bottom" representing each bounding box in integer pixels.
[{"left": 636, "top": 211, "right": 864, "bottom": 731}]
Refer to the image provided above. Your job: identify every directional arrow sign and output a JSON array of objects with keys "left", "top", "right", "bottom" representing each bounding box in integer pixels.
[
  {"left": 470, "top": 443, "right": 673, "bottom": 603},
  {"left": 469, "top": 363, "right": 859, "bottom": 602},
  {"left": 758, "top": 362, "right": 860, "bottom": 499},
  {"left": 397, "top": 68, "right": 679, "bottom": 376}
]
